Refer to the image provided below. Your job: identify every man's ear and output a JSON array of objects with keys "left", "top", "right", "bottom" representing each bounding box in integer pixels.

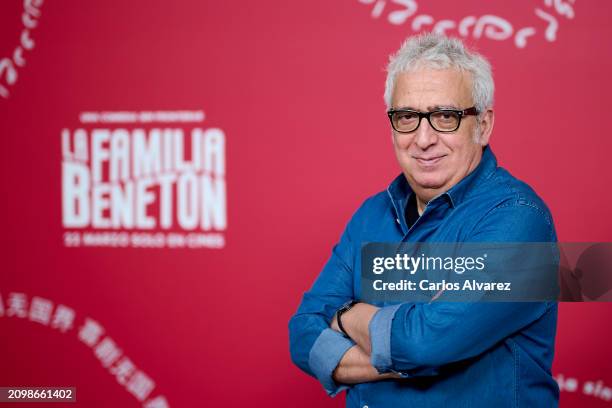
[{"left": 478, "top": 108, "right": 495, "bottom": 146}]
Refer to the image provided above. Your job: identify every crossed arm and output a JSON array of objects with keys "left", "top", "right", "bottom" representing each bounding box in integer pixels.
[
  {"left": 329, "top": 303, "right": 404, "bottom": 383},
  {"left": 289, "top": 202, "right": 557, "bottom": 395}
]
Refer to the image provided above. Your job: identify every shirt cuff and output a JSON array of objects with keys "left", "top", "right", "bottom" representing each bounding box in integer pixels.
[
  {"left": 308, "top": 328, "right": 355, "bottom": 397},
  {"left": 369, "top": 303, "right": 403, "bottom": 373}
]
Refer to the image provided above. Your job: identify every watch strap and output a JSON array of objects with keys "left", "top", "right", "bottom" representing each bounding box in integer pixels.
[{"left": 336, "top": 300, "right": 359, "bottom": 337}]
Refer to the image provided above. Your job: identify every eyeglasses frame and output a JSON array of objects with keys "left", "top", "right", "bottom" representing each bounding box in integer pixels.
[{"left": 387, "top": 106, "right": 479, "bottom": 133}]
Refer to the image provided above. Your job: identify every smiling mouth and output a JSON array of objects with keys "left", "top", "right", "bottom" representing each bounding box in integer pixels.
[{"left": 414, "top": 155, "right": 445, "bottom": 166}]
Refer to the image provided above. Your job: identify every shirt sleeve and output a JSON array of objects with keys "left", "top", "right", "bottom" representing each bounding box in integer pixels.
[
  {"left": 288, "top": 208, "right": 360, "bottom": 396},
  {"left": 369, "top": 201, "right": 558, "bottom": 374},
  {"left": 308, "top": 329, "right": 355, "bottom": 396}
]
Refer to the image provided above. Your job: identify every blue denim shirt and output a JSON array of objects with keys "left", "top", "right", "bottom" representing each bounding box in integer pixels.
[{"left": 289, "top": 147, "right": 559, "bottom": 407}]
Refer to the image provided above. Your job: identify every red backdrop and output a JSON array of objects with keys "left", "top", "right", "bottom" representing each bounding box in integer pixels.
[{"left": 1, "top": 1, "right": 611, "bottom": 407}]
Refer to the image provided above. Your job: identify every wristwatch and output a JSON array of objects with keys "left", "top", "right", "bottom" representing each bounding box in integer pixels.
[{"left": 335, "top": 300, "right": 360, "bottom": 337}]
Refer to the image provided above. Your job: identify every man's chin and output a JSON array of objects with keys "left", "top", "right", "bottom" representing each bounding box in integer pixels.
[{"left": 409, "top": 174, "right": 447, "bottom": 191}]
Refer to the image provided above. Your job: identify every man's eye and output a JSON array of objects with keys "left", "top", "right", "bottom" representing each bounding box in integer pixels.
[
  {"left": 436, "top": 112, "right": 457, "bottom": 122},
  {"left": 397, "top": 113, "right": 418, "bottom": 122}
]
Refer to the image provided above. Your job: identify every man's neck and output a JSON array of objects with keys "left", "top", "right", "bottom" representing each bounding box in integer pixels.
[{"left": 416, "top": 196, "right": 427, "bottom": 215}]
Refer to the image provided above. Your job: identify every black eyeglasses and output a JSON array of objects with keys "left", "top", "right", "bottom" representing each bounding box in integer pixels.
[{"left": 387, "top": 107, "right": 479, "bottom": 133}]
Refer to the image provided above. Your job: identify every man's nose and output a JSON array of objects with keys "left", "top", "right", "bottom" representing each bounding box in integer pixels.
[{"left": 413, "top": 118, "right": 438, "bottom": 149}]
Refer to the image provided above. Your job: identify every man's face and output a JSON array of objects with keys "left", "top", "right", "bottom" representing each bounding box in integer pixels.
[{"left": 390, "top": 68, "right": 493, "bottom": 202}]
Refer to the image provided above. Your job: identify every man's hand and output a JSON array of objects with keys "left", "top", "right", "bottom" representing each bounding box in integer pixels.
[{"left": 332, "top": 345, "right": 401, "bottom": 384}]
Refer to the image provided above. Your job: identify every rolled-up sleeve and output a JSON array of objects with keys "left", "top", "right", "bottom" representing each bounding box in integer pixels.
[
  {"left": 308, "top": 329, "right": 355, "bottom": 396},
  {"left": 369, "top": 303, "right": 402, "bottom": 373},
  {"left": 370, "top": 301, "right": 551, "bottom": 373}
]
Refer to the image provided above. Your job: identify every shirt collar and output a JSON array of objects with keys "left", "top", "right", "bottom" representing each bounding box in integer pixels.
[{"left": 387, "top": 146, "right": 498, "bottom": 210}]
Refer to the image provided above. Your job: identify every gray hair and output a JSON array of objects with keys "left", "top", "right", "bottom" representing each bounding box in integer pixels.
[{"left": 384, "top": 33, "right": 494, "bottom": 113}]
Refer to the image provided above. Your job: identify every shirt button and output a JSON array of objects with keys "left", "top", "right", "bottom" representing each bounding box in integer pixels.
[
  {"left": 395, "top": 218, "right": 400, "bottom": 224},
  {"left": 363, "top": 406, "right": 369, "bottom": 408}
]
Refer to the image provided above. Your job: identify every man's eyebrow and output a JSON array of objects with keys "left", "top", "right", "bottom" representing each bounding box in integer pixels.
[
  {"left": 429, "top": 104, "right": 460, "bottom": 110},
  {"left": 392, "top": 104, "right": 461, "bottom": 111}
]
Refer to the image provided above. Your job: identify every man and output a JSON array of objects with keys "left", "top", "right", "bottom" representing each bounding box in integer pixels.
[{"left": 289, "top": 33, "right": 559, "bottom": 407}]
